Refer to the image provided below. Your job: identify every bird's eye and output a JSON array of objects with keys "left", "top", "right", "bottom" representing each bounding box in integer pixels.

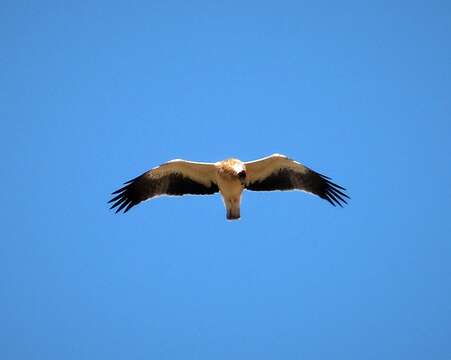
[{"left": 238, "top": 171, "right": 246, "bottom": 179}]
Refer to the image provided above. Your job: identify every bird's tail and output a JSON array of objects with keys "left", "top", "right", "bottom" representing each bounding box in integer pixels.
[{"left": 226, "top": 206, "right": 241, "bottom": 220}]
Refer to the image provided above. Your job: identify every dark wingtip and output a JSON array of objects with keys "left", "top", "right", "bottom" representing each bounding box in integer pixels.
[
  {"left": 116, "top": 199, "right": 131, "bottom": 213},
  {"left": 123, "top": 201, "right": 137, "bottom": 213},
  {"left": 320, "top": 174, "right": 349, "bottom": 207},
  {"left": 109, "top": 197, "right": 125, "bottom": 210},
  {"left": 109, "top": 182, "right": 135, "bottom": 214},
  {"left": 124, "top": 176, "right": 139, "bottom": 185},
  {"left": 327, "top": 191, "right": 344, "bottom": 207},
  {"left": 324, "top": 195, "right": 336, "bottom": 207},
  {"left": 108, "top": 192, "right": 124, "bottom": 204},
  {"left": 111, "top": 185, "right": 128, "bottom": 195},
  {"left": 317, "top": 172, "right": 332, "bottom": 180},
  {"left": 322, "top": 176, "right": 346, "bottom": 191}
]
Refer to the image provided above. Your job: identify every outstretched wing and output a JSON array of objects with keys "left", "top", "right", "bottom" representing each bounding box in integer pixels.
[
  {"left": 109, "top": 160, "right": 219, "bottom": 213},
  {"left": 245, "top": 154, "right": 349, "bottom": 207}
]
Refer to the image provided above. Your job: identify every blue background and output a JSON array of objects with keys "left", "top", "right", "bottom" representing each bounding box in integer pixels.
[{"left": 2, "top": 1, "right": 451, "bottom": 359}]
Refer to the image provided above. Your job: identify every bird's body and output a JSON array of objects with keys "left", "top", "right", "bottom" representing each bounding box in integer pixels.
[
  {"left": 215, "top": 158, "right": 246, "bottom": 219},
  {"left": 109, "top": 154, "right": 349, "bottom": 220}
]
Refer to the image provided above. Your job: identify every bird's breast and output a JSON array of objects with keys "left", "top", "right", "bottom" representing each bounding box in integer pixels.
[{"left": 216, "top": 175, "right": 243, "bottom": 198}]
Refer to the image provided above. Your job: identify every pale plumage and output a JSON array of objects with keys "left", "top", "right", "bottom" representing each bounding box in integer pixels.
[{"left": 109, "top": 154, "right": 349, "bottom": 220}]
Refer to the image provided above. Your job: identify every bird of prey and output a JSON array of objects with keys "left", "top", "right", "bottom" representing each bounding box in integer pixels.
[{"left": 109, "top": 153, "right": 349, "bottom": 220}]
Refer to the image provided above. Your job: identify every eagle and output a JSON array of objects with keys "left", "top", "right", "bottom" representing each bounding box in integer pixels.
[{"left": 109, "top": 153, "right": 349, "bottom": 220}]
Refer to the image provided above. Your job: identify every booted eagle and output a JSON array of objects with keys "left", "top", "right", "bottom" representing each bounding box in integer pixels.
[{"left": 109, "top": 154, "right": 349, "bottom": 220}]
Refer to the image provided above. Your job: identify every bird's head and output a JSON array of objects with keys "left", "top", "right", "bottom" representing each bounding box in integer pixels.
[
  {"left": 229, "top": 160, "right": 247, "bottom": 184},
  {"left": 237, "top": 169, "right": 247, "bottom": 184},
  {"left": 218, "top": 159, "right": 247, "bottom": 184}
]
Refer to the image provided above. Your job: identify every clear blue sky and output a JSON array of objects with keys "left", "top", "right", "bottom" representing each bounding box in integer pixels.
[{"left": 2, "top": 1, "right": 451, "bottom": 359}]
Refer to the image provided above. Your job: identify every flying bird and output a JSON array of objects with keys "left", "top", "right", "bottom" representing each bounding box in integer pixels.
[{"left": 109, "top": 154, "right": 349, "bottom": 220}]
